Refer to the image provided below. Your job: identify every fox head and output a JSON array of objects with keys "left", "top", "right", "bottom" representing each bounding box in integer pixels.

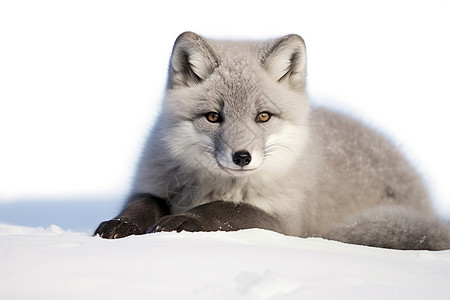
[{"left": 162, "top": 32, "right": 310, "bottom": 178}]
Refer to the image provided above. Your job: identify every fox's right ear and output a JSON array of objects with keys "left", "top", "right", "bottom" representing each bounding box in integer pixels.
[
  {"left": 260, "top": 34, "right": 307, "bottom": 91},
  {"left": 168, "top": 32, "right": 218, "bottom": 89}
]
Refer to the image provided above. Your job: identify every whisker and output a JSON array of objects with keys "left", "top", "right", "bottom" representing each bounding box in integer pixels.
[{"left": 264, "top": 140, "right": 297, "bottom": 157}]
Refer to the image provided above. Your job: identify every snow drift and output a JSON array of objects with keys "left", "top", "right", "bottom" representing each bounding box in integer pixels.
[{"left": 1, "top": 224, "right": 449, "bottom": 299}]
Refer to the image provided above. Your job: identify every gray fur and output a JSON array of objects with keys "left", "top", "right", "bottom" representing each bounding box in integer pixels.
[
  {"left": 127, "top": 32, "right": 450, "bottom": 250},
  {"left": 325, "top": 206, "right": 450, "bottom": 250}
]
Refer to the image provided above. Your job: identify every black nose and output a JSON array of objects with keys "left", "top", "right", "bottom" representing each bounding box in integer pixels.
[{"left": 232, "top": 151, "right": 252, "bottom": 167}]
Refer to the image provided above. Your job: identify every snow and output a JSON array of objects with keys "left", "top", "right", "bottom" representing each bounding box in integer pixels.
[{"left": 1, "top": 224, "right": 449, "bottom": 299}]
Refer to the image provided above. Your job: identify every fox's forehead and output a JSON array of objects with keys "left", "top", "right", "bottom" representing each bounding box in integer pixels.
[
  {"left": 209, "top": 39, "right": 264, "bottom": 77},
  {"left": 202, "top": 68, "right": 258, "bottom": 115},
  {"left": 201, "top": 46, "right": 264, "bottom": 107}
]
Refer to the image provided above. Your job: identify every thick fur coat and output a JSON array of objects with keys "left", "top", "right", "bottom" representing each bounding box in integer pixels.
[{"left": 95, "top": 32, "right": 450, "bottom": 250}]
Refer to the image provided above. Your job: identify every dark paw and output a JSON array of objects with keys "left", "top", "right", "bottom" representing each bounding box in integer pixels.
[
  {"left": 147, "top": 215, "right": 205, "bottom": 233},
  {"left": 94, "top": 218, "right": 144, "bottom": 239}
]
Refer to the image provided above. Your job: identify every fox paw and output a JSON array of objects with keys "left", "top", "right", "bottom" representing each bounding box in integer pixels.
[
  {"left": 147, "top": 215, "right": 205, "bottom": 233},
  {"left": 94, "top": 218, "right": 143, "bottom": 239}
]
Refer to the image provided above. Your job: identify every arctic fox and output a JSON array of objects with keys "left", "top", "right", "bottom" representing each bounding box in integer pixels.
[{"left": 95, "top": 32, "right": 450, "bottom": 250}]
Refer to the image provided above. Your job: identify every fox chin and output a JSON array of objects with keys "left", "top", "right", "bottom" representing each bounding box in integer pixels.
[{"left": 94, "top": 31, "right": 450, "bottom": 251}]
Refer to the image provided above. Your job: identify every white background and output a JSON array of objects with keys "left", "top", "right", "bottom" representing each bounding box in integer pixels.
[{"left": 0, "top": 0, "right": 449, "bottom": 217}]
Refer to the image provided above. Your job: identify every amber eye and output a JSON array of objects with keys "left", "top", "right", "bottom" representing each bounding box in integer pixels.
[
  {"left": 205, "top": 112, "right": 221, "bottom": 123},
  {"left": 256, "top": 112, "right": 271, "bottom": 122}
]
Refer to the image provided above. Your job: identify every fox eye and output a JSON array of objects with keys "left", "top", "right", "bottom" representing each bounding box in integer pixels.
[
  {"left": 205, "top": 112, "right": 221, "bottom": 123},
  {"left": 256, "top": 112, "right": 271, "bottom": 123}
]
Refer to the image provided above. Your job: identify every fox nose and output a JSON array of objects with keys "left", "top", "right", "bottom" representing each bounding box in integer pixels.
[{"left": 232, "top": 151, "right": 252, "bottom": 167}]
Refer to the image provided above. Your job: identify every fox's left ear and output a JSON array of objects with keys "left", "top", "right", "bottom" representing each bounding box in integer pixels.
[
  {"left": 260, "top": 34, "right": 306, "bottom": 90},
  {"left": 168, "top": 32, "right": 218, "bottom": 89}
]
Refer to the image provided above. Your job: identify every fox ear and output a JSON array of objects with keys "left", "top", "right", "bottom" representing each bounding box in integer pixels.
[
  {"left": 261, "top": 34, "right": 306, "bottom": 90},
  {"left": 168, "top": 32, "right": 218, "bottom": 88}
]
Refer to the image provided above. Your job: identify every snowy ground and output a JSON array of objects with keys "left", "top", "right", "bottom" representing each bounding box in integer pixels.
[{"left": 1, "top": 223, "right": 450, "bottom": 300}]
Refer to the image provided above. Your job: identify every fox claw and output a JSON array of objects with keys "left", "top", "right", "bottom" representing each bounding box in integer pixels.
[{"left": 94, "top": 218, "right": 143, "bottom": 239}]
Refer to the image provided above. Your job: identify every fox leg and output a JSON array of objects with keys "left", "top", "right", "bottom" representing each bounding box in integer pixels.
[
  {"left": 94, "top": 193, "right": 170, "bottom": 239},
  {"left": 148, "top": 200, "right": 283, "bottom": 234}
]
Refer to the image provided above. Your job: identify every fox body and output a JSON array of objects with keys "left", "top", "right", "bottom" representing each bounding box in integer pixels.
[{"left": 95, "top": 32, "right": 450, "bottom": 250}]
